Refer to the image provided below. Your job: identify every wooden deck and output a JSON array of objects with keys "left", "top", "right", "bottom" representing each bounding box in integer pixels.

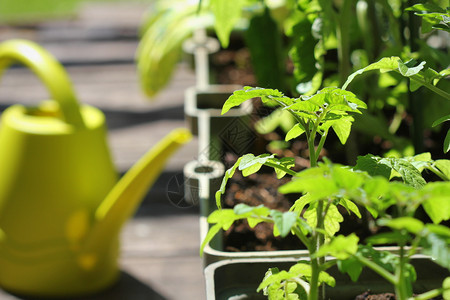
[{"left": 0, "top": 2, "right": 205, "bottom": 299}]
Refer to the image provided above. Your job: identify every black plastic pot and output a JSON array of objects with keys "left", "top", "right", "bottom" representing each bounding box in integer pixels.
[
  {"left": 184, "top": 85, "right": 254, "bottom": 162},
  {"left": 205, "top": 256, "right": 449, "bottom": 300}
]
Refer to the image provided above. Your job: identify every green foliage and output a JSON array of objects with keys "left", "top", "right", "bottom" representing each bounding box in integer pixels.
[
  {"left": 406, "top": 3, "right": 450, "bottom": 33},
  {"left": 197, "top": 1, "right": 450, "bottom": 300},
  {"left": 258, "top": 264, "right": 335, "bottom": 299},
  {"left": 209, "top": 0, "right": 246, "bottom": 48},
  {"left": 245, "top": 7, "right": 286, "bottom": 90}
]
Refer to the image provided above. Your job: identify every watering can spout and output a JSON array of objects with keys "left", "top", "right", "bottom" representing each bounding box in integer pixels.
[{"left": 81, "top": 128, "right": 192, "bottom": 255}]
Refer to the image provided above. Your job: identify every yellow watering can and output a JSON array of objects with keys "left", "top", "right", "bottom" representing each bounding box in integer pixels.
[{"left": 0, "top": 39, "right": 192, "bottom": 297}]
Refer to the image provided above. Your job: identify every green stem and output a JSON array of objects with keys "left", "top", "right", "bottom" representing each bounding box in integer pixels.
[
  {"left": 292, "top": 226, "right": 313, "bottom": 252},
  {"left": 305, "top": 200, "right": 326, "bottom": 300},
  {"left": 315, "top": 130, "right": 328, "bottom": 161},
  {"left": 354, "top": 253, "right": 397, "bottom": 285},
  {"left": 337, "top": 0, "right": 356, "bottom": 86},
  {"left": 265, "top": 161, "right": 297, "bottom": 177},
  {"left": 411, "top": 288, "right": 444, "bottom": 300},
  {"left": 308, "top": 256, "right": 320, "bottom": 300},
  {"left": 427, "top": 165, "right": 450, "bottom": 181},
  {"left": 410, "top": 75, "right": 450, "bottom": 100},
  {"left": 320, "top": 259, "right": 337, "bottom": 272},
  {"left": 395, "top": 246, "right": 410, "bottom": 300}
]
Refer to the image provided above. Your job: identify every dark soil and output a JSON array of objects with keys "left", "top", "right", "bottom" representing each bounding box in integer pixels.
[
  {"left": 355, "top": 291, "right": 443, "bottom": 300},
  {"left": 355, "top": 292, "right": 396, "bottom": 300}
]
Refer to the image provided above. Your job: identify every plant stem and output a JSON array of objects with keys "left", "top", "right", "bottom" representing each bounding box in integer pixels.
[
  {"left": 395, "top": 245, "right": 410, "bottom": 300},
  {"left": 410, "top": 75, "right": 450, "bottom": 101},
  {"left": 315, "top": 130, "right": 328, "bottom": 161},
  {"left": 411, "top": 288, "right": 444, "bottom": 300},
  {"left": 337, "top": 0, "right": 355, "bottom": 86},
  {"left": 265, "top": 161, "right": 297, "bottom": 177},
  {"left": 354, "top": 253, "right": 397, "bottom": 285},
  {"left": 308, "top": 255, "right": 320, "bottom": 300},
  {"left": 292, "top": 227, "right": 313, "bottom": 252}
]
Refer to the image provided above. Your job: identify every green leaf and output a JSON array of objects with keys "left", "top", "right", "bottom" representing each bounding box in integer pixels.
[
  {"left": 200, "top": 223, "right": 221, "bottom": 256},
  {"left": 421, "top": 182, "right": 450, "bottom": 224},
  {"left": 406, "top": 3, "right": 446, "bottom": 14},
  {"left": 318, "top": 271, "right": 336, "bottom": 287},
  {"left": 383, "top": 217, "right": 424, "bottom": 234},
  {"left": 359, "top": 156, "right": 427, "bottom": 188},
  {"left": 280, "top": 176, "right": 339, "bottom": 201},
  {"left": 366, "top": 232, "right": 408, "bottom": 245},
  {"left": 432, "top": 114, "right": 450, "bottom": 127},
  {"left": 331, "top": 116, "right": 353, "bottom": 144},
  {"left": 285, "top": 124, "right": 306, "bottom": 141},
  {"left": 339, "top": 198, "right": 361, "bottom": 218},
  {"left": 398, "top": 59, "right": 426, "bottom": 77},
  {"left": 255, "top": 109, "right": 292, "bottom": 134},
  {"left": 289, "top": 18, "right": 319, "bottom": 95},
  {"left": 271, "top": 210, "right": 298, "bottom": 238},
  {"left": 443, "top": 277, "right": 450, "bottom": 300},
  {"left": 210, "top": 0, "right": 245, "bottom": 48},
  {"left": 304, "top": 204, "right": 343, "bottom": 237},
  {"left": 435, "top": 160, "right": 450, "bottom": 179},
  {"left": 216, "top": 157, "right": 242, "bottom": 209},
  {"left": 354, "top": 155, "right": 391, "bottom": 179},
  {"left": 421, "top": 233, "right": 450, "bottom": 269},
  {"left": 386, "top": 158, "right": 426, "bottom": 189},
  {"left": 332, "top": 166, "right": 365, "bottom": 190},
  {"left": 338, "top": 256, "right": 363, "bottom": 282},
  {"left": 343, "top": 57, "right": 400, "bottom": 89},
  {"left": 316, "top": 234, "right": 359, "bottom": 260},
  {"left": 444, "top": 130, "right": 450, "bottom": 153},
  {"left": 245, "top": 7, "right": 285, "bottom": 89},
  {"left": 222, "top": 86, "right": 284, "bottom": 115}
]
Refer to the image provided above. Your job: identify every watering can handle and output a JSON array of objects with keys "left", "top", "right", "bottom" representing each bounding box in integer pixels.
[{"left": 0, "top": 39, "right": 85, "bottom": 127}]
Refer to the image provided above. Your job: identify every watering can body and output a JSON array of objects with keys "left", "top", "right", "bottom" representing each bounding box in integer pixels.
[
  {"left": 0, "top": 103, "right": 119, "bottom": 295},
  {"left": 0, "top": 40, "right": 191, "bottom": 297}
]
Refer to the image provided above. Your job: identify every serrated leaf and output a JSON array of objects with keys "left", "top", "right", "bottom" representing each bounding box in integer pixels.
[
  {"left": 285, "top": 124, "right": 306, "bottom": 141},
  {"left": 271, "top": 210, "right": 298, "bottom": 238},
  {"left": 339, "top": 198, "right": 361, "bottom": 218},
  {"left": 318, "top": 271, "right": 336, "bottom": 287},
  {"left": 216, "top": 157, "right": 242, "bottom": 209},
  {"left": 304, "top": 204, "right": 343, "bottom": 237},
  {"left": 343, "top": 57, "right": 400, "bottom": 89},
  {"left": 316, "top": 234, "right": 359, "bottom": 259},
  {"left": 222, "top": 87, "right": 284, "bottom": 115},
  {"left": 378, "top": 157, "right": 426, "bottom": 189},
  {"left": 354, "top": 155, "right": 392, "bottom": 179},
  {"left": 338, "top": 256, "right": 363, "bottom": 282},
  {"left": 290, "top": 194, "right": 312, "bottom": 214},
  {"left": 331, "top": 116, "right": 353, "bottom": 144},
  {"left": 398, "top": 60, "right": 426, "bottom": 77}
]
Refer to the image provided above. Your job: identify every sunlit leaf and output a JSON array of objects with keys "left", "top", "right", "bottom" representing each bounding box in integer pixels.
[
  {"left": 316, "top": 234, "right": 359, "bottom": 260},
  {"left": 222, "top": 87, "right": 284, "bottom": 115}
]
